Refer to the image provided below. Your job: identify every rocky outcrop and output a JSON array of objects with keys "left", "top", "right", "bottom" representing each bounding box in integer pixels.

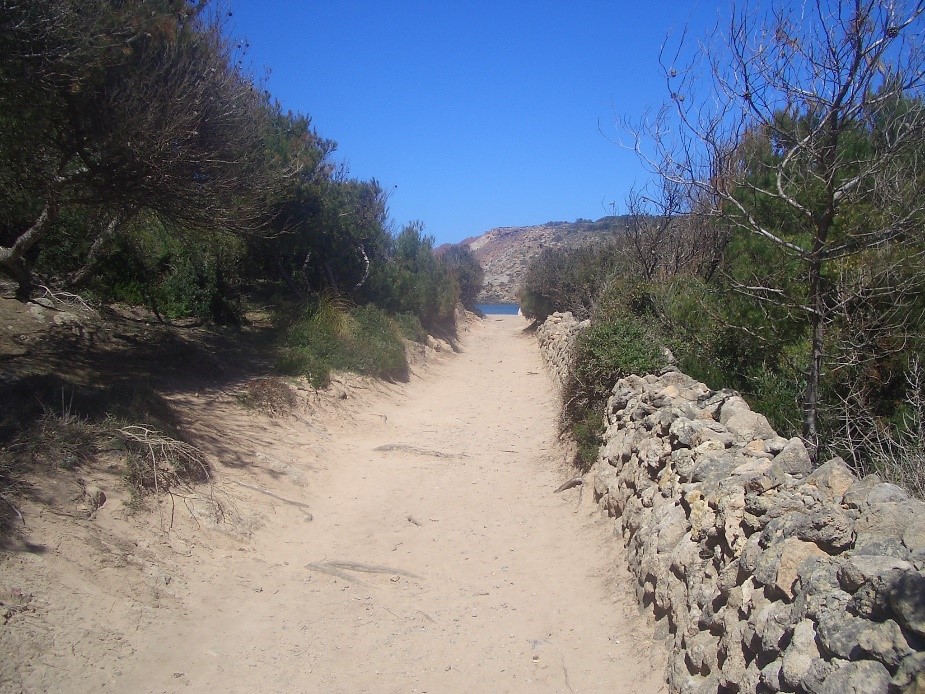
[
  {"left": 458, "top": 217, "right": 628, "bottom": 303},
  {"left": 535, "top": 311, "right": 589, "bottom": 394},
  {"left": 535, "top": 314, "right": 925, "bottom": 694}
]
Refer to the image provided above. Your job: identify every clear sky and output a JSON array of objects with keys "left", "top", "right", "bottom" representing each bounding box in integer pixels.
[{"left": 227, "top": 1, "right": 715, "bottom": 245}]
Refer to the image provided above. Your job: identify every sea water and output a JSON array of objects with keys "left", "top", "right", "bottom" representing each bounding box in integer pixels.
[{"left": 475, "top": 303, "right": 520, "bottom": 315}]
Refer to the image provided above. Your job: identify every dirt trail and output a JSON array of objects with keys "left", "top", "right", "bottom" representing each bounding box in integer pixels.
[{"left": 2, "top": 315, "right": 666, "bottom": 693}]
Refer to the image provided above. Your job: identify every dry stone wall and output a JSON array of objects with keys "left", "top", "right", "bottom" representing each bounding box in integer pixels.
[
  {"left": 535, "top": 311, "right": 589, "bottom": 395},
  {"left": 536, "top": 313, "right": 925, "bottom": 694}
]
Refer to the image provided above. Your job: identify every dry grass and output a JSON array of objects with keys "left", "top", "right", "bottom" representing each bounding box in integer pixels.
[
  {"left": 830, "top": 358, "right": 925, "bottom": 499},
  {"left": 118, "top": 425, "right": 210, "bottom": 493},
  {"left": 236, "top": 377, "right": 298, "bottom": 417}
]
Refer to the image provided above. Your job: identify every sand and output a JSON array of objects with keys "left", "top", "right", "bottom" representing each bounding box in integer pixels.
[{"left": 1, "top": 314, "right": 667, "bottom": 693}]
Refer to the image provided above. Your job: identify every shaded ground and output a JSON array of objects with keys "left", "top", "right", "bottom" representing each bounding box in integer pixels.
[{"left": 0, "top": 306, "right": 666, "bottom": 693}]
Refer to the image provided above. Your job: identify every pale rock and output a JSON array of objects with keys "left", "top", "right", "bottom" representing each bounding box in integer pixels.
[
  {"left": 903, "top": 517, "right": 925, "bottom": 557},
  {"left": 718, "top": 395, "right": 751, "bottom": 424},
  {"left": 817, "top": 611, "right": 869, "bottom": 660},
  {"left": 815, "top": 659, "right": 891, "bottom": 694},
  {"left": 743, "top": 439, "right": 774, "bottom": 458},
  {"left": 856, "top": 618, "right": 913, "bottom": 670},
  {"left": 770, "top": 437, "right": 813, "bottom": 475},
  {"left": 892, "top": 652, "right": 925, "bottom": 694},
  {"left": 890, "top": 570, "right": 925, "bottom": 638},
  {"left": 781, "top": 620, "right": 820, "bottom": 689},
  {"left": 685, "top": 489, "right": 716, "bottom": 542},
  {"left": 733, "top": 458, "right": 774, "bottom": 477},
  {"left": 856, "top": 500, "right": 925, "bottom": 541},
  {"left": 775, "top": 538, "right": 827, "bottom": 600},
  {"left": 765, "top": 436, "right": 790, "bottom": 454},
  {"left": 842, "top": 474, "right": 883, "bottom": 508},
  {"left": 718, "top": 486, "right": 747, "bottom": 557},
  {"left": 759, "top": 658, "right": 784, "bottom": 692},
  {"left": 684, "top": 629, "right": 719, "bottom": 674},
  {"left": 725, "top": 409, "right": 778, "bottom": 442},
  {"left": 838, "top": 555, "right": 913, "bottom": 593},
  {"left": 803, "top": 457, "right": 857, "bottom": 502}
]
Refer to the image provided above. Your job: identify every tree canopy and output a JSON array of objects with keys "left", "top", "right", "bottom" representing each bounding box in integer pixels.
[{"left": 0, "top": 0, "right": 480, "bottom": 329}]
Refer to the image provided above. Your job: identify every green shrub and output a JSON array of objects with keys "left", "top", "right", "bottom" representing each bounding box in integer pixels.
[
  {"left": 574, "top": 319, "right": 668, "bottom": 402},
  {"left": 441, "top": 244, "right": 484, "bottom": 309},
  {"left": 276, "top": 298, "right": 410, "bottom": 387},
  {"left": 391, "top": 312, "right": 428, "bottom": 343},
  {"left": 520, "top": 244, "right": 628, "bottom": 322},
  {"left": 361, "top": 223, "right": 458, "bottom": 330},
  {"left": 570, "top": 407, "right": 606, "bottom": 472},
  {"left": 564, "top": 317, "right": 667, "bottom": 469},
  {"left": 87, "top": 217, "right": 245, "bottom": 323}
]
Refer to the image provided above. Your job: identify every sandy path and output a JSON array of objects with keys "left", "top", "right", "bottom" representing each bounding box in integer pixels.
[{"left": 3, "top": 315, "right": 666, "bottom": 693}]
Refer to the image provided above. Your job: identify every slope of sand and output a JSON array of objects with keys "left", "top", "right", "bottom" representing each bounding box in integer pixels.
[{"left": 1, "top": 314, "right": 666, "bottom": 693}]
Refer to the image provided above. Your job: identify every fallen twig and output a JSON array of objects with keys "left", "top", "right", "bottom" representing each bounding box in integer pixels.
[
  {"left": 228, "top": 479, "right": 313, "bottom": 519},
  {"left": 374, "top": 443, "right": 463, "bottom": 459},
  {"left": 327, "top": 561, "right": 419, "bottom": 578},
  {"left": 554, "top": 477, "right": 583, "bottom": 493},
  {"left": 305, "top": 562, "right": 360, "bottom": 582},
  {"left": 0, "top": 493, "right": 25, "bottom": 525}
]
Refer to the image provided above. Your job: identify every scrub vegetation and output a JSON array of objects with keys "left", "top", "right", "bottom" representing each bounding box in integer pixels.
[
  {"left": 0, "top": 0, "right": 481, "bottom": 506},
  {"left": 523, "top": 0, "right": 925, "bottom": 489}
]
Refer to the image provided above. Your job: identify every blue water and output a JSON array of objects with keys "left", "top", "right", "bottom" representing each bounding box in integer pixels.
[{"left": 476, "top": 303, "right": 520, "bottom": 315}]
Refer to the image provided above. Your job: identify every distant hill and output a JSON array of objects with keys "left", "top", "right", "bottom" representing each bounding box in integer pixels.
[{"left": 453, "top": 217, "right": 629, "bottom": 303}]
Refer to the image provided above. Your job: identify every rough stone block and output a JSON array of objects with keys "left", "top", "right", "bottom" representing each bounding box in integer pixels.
[
  {"left": 815, "top": 659, "right": 891, "bottom": 694},
  {"left": 890, "top": 570, "right": 925, "bottom": 638},
  {"left": 856, "top": 618, "right": 913, "bottom": 670},
  {"left": 771, "top": 437, "right": 813, "bottom": 475},
  {"left": 803, "top": 457, "right": 857, "bottom": 502},
  {"left": 781, "top": 619, "right": 821, "bottom": 689}
]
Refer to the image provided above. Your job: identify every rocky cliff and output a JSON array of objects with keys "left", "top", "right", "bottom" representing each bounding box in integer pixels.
[
  {"left": 537, "top": 312, "right": 925, "bottom": 694},
  {"left": 458, "top": 217, "right": 628, "bottom": 303}
]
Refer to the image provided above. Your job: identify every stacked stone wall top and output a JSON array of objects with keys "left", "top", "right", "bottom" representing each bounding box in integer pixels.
[
  {"left": 535, "top": 315, "right": 925, "bottom": 694},
  {"left": 535, "top": 311, "right": 589, "bottom": 396}
]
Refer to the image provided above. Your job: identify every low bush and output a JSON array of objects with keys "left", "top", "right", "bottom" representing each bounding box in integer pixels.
[
  {"left": 87, "top": 218, "right": 245, "bottom": 324},
  {"left": 520, "top": 244, "right": 628, "bottom": 322},
  {"left": 440, "top": 244, "right": 484, "bottom": 310},
  {"left": 237, "top": 377, "right": 299, "bottom": 418},
  {"left": 564, "top": 316, "right": 668, "bottom": 469},
  {"left": 276, "top": 297, "right": 410, "bottom": 387},
  {"left": 390, "top": 312, "right": 428, "bottom": 343},
  {"left": 574, "top": 320, "right": 668, "bottom": 401},
  {"left": 118, "top": 425, "right": 210, "bottom": 496},
  {"left": 360, "top": 223, "right": 458, "bottom": 330}
]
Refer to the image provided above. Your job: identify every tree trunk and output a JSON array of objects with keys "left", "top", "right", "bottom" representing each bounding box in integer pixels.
[
  {"left": 803, "top": 255, "right": 825, "bottom": 460},
  {"left": 0, "top": 203, "right": 56, "bottom": 300},
  {"left": 67, "top": 211, "right": 127, "bottom": 287}
]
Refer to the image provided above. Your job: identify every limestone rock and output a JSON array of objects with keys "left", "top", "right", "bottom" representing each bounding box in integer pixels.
[
  {"left": 856, "top": 500, "right": 925, "bottom": 541},
  {"left": 817, "top": 611, "right": 868, "bottom": 660},
  {"left": 781, "top": 619, "right": 821, "bottom": 690},
  {"left": 892, "top": 652, "right": 925, "bottom": 694},
  {"left": 795, "top": 509, "right": 856, "bottom": 551},
  {"left": 724, "top": 409, "right": 777, "bottom": 442},
  {"left": 771, "top": 437, "right": 813, "bottom": 475},
  {"left": 838, "top": 555, "right": 913, "bottom": 593},
  {"left": 717, "top": 395, "right": 751, "bottom": 424},
  {"left": 815, "top": 659, "right": 891, "bottom": 694},
  {"left": 532, "top": 358, "right": 925, "bottom": 694},
  {"left": 804, "top": 457, "right": 857, "bottom": 502},
  {"left": 890, "top": 570, "right": 925, "bottom": 638},
  {"left": 844, "top": 477, "right": 909, "bottom": 508},
  {"left": 903, "top": 517, "right": 925, "bottom": 562},
  {"left": 775, "top": 538, "right": 827, "bottom": 600},
  {"left": 759, "top": 658, "right": 784, "bottom": 692},
  {"left": 856, "top": 618, "right": 913, "bottom": 670}
]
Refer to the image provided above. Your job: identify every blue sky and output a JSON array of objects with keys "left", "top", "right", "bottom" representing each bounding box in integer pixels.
[{"left": 228, "top": 1, "right": 716, "bottom": 245}]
